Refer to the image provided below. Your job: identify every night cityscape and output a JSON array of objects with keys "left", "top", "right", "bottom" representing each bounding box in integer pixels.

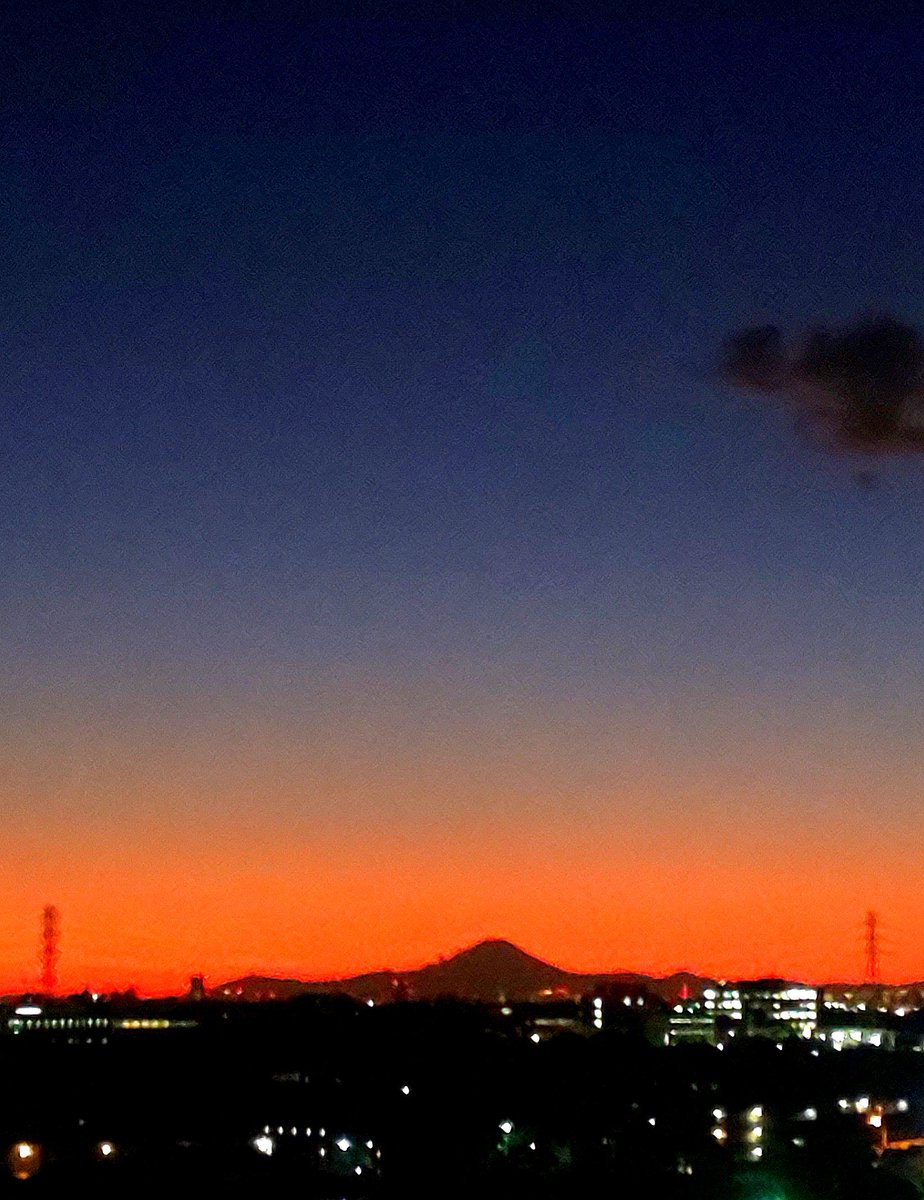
[
  {"left": 5, "top": 924, "right": 924, "bottom": 1196},
  {"left": 6, "top": 4, "right": 924, "bottom": 1196}
]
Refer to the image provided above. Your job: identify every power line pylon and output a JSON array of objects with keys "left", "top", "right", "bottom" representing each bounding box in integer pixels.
[
  {"left": 864, "top": 910, "right": 880, "bottom": 984},
  {"left": 40, "top": 906, "right": 60, "bottom": 996}
]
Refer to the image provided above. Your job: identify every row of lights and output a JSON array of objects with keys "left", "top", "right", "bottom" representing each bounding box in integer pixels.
[{"left": 252, "top": 1130, "right": 378, "bottom": 1175}]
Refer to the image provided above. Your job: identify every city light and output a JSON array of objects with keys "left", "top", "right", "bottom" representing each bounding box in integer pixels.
[
  {"left": 98, "top": 1141, "right": 115, "bottom": 1158},
  {"left": 8, "top": 1142, "right": 40, "bottom": 1181},
  {"left": 252, "top": 1135, "right": 274, "bottom": 1156}
]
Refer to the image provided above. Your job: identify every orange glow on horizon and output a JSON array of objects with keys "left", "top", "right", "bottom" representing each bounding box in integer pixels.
[
  {"left": 0, "top": 820, "right": 919, "bottom": 996},
  {"left": 5, "top": 690, "right": 922, "bottom": 995}
]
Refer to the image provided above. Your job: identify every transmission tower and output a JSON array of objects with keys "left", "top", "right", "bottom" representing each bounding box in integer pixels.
[
  {"left": 40, "top": 906, "right": 60, "bottom": 995},
  {"left": 864, "top": 910, "right": 880, "bottom": 984}
]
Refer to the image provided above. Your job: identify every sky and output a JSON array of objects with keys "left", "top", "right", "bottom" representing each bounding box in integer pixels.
[{"left": 2, "top": 8, "right": 924, "bottom": 992}]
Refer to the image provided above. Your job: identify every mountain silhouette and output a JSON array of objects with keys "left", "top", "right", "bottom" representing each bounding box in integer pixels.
[
  {"left": 407, "top": 938, "right": 577, "bottom": 1001},
  {"left": 215, "top": 938, "right": 710, "bottom": 1004}
]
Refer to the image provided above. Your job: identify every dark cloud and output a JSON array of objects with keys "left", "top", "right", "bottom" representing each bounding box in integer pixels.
[{"left": 721, "top": 315, "right": 924, "bottom": 453}]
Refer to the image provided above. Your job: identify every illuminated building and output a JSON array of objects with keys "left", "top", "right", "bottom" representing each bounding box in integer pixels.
[
  {"left": 735, "top": 980, "right": 819, "bottom": 1039},
  {"left": 668, "top": 980, "right": 819, "bottom": 1044},
  {"left": 666, "top": 998, "right": 719, "bottom": 1046},
  {"left": 4, "top": 1001, "right": 198, "bottom": 1039},
  {"left": 815, "top": 1016, "right": 897, "bottom": 1050}
]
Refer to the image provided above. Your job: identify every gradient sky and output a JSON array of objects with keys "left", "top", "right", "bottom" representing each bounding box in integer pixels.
[{"left": 3, "top": 10, "right": 924, "bottom": 992}]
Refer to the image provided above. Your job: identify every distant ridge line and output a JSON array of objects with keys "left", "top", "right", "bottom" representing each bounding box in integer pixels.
[{"left": 214, "top": 937, "right": 713, "bottom": 1005}]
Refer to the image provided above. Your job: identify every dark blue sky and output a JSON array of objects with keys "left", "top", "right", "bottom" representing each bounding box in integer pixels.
[{"left": 2, "top": 10, "right": 924, "bottom": 983}]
